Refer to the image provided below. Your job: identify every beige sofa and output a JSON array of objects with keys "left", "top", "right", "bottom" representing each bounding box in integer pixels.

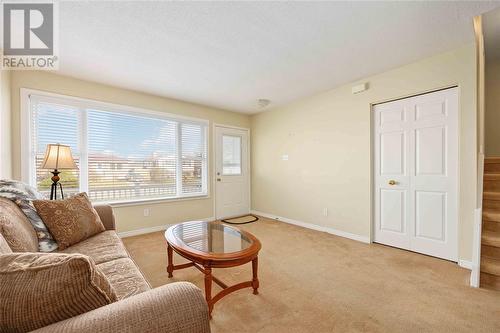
[{"left": 0, "top": 197, "right": 211, "bottom": 333}]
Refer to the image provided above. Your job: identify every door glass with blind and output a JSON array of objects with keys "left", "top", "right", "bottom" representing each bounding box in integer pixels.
[
  {"left": 28, "top": 94, "right": 207, "bottom": 202},
  {"left": 222, "top": 135, "right": 242, "bottom": 175}
]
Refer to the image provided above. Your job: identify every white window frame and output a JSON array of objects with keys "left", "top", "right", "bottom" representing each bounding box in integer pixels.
[{"left": 21, "top": 88, "right": 210, "bottom": 205}]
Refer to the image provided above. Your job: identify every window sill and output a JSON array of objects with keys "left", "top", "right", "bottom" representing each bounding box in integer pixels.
[{"left": 96, "top": 194, "right": 210, "bottom": 207}]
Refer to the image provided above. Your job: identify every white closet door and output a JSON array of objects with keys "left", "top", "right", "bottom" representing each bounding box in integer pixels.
[
  {"left": 374, "top": 98, "right": 412, "bottom": 250},
  {"left": 374, "top": 88, "right": 458, "bottom": 261}
]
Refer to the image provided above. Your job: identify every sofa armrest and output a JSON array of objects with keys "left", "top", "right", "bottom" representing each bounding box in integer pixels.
[
  {"left": 32, "top": 282, "right": 211, "bottom": 333},
  {"left": 93, "top": 204, "right": 115, "bottom": 230}
]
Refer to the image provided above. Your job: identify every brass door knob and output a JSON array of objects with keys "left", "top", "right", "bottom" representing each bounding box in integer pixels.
[
  {"left": 217, "top": 178, "right": 221, "bottom": 182},
  {"left": 388, "top": 180, "right": 397, "bottom": 186}
]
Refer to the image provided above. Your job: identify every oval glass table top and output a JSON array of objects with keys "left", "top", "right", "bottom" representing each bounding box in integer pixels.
[{"left": 171, "top": 221, "right": 253, "bottom": 254}]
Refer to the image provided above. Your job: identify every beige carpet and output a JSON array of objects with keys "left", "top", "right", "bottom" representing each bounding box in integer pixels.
[{"left": 123, "top": 216, "right": 500, "bottom": 332}]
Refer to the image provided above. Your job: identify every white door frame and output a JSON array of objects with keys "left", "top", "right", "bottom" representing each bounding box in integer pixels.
[
  {"left": 213, "top": 124, "right": 251, "bottom": 219},
  {"left": 370, "top": 85, "right": 460, "bottom": 262}
]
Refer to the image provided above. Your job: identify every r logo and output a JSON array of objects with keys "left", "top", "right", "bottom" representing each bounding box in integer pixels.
[{"left": 3, "top": 3, "right": 54, "bottom": 55}]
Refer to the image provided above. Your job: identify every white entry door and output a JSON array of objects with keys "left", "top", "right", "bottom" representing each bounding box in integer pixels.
[
  {"left": 215, "top": 126, "right": 250, "bottom": 219},
  {"left": 374, "top": 88, "right": 458, "bottom": 261}
]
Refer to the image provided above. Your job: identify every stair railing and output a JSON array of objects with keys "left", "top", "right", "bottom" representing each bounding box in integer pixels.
[
  {"left": 471, "top": 15, "right": 485, "bottom": 288},
  {"left": 471, "top": 152, "right": 484, "bottom": 287}
]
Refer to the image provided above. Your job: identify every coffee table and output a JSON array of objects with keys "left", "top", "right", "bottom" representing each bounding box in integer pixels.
[{"left": 165, "top": 221, "right": 261, "bottom": 315}]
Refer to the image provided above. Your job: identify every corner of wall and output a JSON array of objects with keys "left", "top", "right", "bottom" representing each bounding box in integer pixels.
[{"left": 0, "top": 70, "right": 12, "bottom": 179}]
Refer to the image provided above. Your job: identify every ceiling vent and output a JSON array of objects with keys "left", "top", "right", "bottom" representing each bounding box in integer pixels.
[{"left": 257, "top": 99, "right": 271, "bottom": 109}]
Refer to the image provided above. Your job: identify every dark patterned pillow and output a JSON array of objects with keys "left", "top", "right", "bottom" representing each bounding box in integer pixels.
[{"left": 0, "top": 179, "right": 58, "bottom": 252}]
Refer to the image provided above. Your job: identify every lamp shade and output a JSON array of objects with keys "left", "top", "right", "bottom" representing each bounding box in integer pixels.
[{"left": 40, "top": 144, "right": 78, "bottom": 170}]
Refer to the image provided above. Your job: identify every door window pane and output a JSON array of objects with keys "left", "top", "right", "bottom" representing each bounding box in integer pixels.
[{"left": 222, "top": 135, "right": 241, "bottom": 175}]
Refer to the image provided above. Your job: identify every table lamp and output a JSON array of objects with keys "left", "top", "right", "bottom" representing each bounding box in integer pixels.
[{"left": 41, "top": 143, "right": 78, "bottom": 200}]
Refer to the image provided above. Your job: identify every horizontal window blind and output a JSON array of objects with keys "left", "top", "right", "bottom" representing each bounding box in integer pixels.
[
  {"left": 29, "top": 94, "right": 208, "bottom": 202},
  {"left": 181, "top": 123, "right": 206, "bottom": 195},
  {"left": 32, "top": 100, "right": 81, "bottom": 198}
]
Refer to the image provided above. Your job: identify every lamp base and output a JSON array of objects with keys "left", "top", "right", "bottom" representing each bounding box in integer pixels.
[{"left": 50, "top": 170, "right": 64, "bottom": 200}]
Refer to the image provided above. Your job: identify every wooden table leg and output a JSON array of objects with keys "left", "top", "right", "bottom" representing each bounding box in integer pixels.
[
  {"left": 204, "top": 266, "right": 213, "bottom": 316},
  {"left": 167, "top": 243, "right": 174, "bottom": 278},
  {"left": 252, "top": 256, "right": 259, "bottom": 295}
]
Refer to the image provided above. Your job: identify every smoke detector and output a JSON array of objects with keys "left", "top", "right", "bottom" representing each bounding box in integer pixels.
[{"left": 257, "top": 99, "right": 271, "bottom": 109}]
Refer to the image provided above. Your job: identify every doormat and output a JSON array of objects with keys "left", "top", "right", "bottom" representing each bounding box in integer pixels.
[{"left": 221, "top": 214, "right": 259, "bottom": 225}]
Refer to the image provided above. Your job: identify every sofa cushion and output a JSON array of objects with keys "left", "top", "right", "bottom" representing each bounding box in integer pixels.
[
  {"left": 61, "top": 230, "right": 129, "bottom": 264},
  {"left": 0, "top": 180, "right": 59, "bottom": 252},
  {"left": 0, "top": 252, "right": 117, "bottom": 332},
  {"left": 33, "top": 193, "right": 105, "bottom": 250},
  {"left": 97, "top": 258, "right": 151, "bottom": 300},
  {"left": 0, "top": 233, "right": 12, "bottom": 254},
  {"left": 0, "top": 198, "right": 39, "bottom": 252}
]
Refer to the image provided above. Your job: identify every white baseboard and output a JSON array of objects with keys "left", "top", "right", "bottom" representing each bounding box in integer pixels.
[
  {"left": 251, "top": 210, "right": 472, "bottom": 270},
  {"left": 118, "top": 224, "right": 170, "bottom": 238},
  {"left": 458, "top": 260, "right": 473, "bottom": 270},
  {"left": 120, "top": 212, "right": 473, "bottom": 272},
  {"left": 118, "top": 216, "right": 215, "bottom": 238},
  {"left": 251, "top": 210, "right": 370, "bottom": 244}
]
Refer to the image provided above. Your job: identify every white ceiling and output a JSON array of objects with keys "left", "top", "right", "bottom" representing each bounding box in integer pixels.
[{"left": 59, "top": 1, "right": 500, "bottom": 114}]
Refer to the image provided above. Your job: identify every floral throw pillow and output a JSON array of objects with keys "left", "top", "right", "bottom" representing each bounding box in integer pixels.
[{"left": 33, "top": 193, "right": 105, "bottom": 250}]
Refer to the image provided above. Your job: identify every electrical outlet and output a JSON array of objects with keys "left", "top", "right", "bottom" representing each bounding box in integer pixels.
[
  {"left": 143, "top": 208, "right": 150, "bottom": 217},
  {"left": 323, "top": 208, "right": 328, "bottom": 217}
]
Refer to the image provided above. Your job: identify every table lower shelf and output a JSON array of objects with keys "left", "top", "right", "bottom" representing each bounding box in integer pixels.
[{"left": 166, "top": 245, "right": 259, "bottom": 316}]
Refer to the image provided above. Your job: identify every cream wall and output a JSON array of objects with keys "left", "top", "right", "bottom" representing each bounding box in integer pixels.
[
  {"left": 485, "top": 58, "right": 500, "bottom": 156},
  {"left": 9, "top": 71, "right": 250, "bottom": 233},
  {"left": 0, "top": 70, "right": 12, "bottom": 179},
  {"left": 251, "top": 44, "right": 477, "bottom": 261}
]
